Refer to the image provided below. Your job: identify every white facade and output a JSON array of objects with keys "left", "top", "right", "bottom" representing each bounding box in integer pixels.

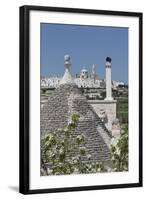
[{"left": 41, "top": 77, "right": 104, "bottom": 88}]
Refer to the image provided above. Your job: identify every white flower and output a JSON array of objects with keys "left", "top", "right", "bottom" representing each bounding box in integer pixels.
[
  {"left": 58, "top": 162, "right": 63, "bottom": 167},
  {"left": 87, "top": 154, "right": 91, "bottom": 159},
  {"left": 58, "top": 128, "right": 63, "bottom": 132},
  {"left": 64, "top": 127, "right": 68, "bottom": 132},
  {"left": 47, "top": 168, "right": 53, "bottom": 175},
  {"left": 73, "top": 168, "right": 79, "bottom": 174},
  {"left": 59, "top": 148, "right": 65, "bottom": 155}
]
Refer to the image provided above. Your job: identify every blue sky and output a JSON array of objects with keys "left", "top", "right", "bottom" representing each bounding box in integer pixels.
[{"left": 41, "top": 23, "right": 128, "bottom": 83}]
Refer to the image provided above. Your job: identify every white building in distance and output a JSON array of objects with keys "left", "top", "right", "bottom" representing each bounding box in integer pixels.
[
  {"left": 41, "top": 64, "right": 105, "bottom": 89},
  {"left": 41, "top": 67, "right": 125, "bottom": 90}
]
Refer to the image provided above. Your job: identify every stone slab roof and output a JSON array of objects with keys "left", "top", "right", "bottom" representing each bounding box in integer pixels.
[{"left": 41, "top": 83, "right": 112, "bottom": 165}]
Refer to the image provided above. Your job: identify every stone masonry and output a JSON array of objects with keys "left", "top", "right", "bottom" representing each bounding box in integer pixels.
[
  {"left": 41, "top": 83, "right": 112, "bottom": 166},
  {"left": 88, "top": 100, "right": 117, "bottom": 131}
]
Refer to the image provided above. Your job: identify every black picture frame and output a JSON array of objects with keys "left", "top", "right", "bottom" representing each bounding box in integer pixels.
[{"left": 19, "top": 5, "right": 143, "bottom": 194}]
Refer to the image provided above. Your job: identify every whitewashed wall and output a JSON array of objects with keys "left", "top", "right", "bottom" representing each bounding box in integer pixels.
[{"left": 88, "top": 100, "right": 117, "bottom": 130}]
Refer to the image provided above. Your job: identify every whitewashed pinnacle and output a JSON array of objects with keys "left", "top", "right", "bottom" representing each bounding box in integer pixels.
[{"left": 60, "top": 54, "right": 75, "bottom": 85}]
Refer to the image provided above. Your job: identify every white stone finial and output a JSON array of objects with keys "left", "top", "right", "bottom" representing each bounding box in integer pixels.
[
  {"left": 60, "top": 54, "right": 74, "bottom": 85},
  {"left": 105, "top": 57, "right": 113, "bottom": 101},
  {"left": 64, "top": 54, "right": 71, "bottom": 68}
]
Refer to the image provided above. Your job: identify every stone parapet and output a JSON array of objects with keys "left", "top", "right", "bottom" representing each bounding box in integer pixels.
[{"left": 88, "top": 99, "right": 117, "bottom": 131}]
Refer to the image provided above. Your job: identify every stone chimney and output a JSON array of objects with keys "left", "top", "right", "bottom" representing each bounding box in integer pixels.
[{"left": 105, "top": 57, "right": 113, "bottom": 101}]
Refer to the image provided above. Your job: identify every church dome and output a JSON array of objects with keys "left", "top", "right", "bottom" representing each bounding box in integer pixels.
[
  {"left": 80, "top": 67, "right": 88, "bottom": 79},
  {"left": 81, "top": 68, "right": 88, "bottom": 72}
]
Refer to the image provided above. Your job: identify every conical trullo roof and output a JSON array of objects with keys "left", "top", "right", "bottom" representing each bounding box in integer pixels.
[{"left": 41, "top": 55, "right": 112, "bottom": 166}]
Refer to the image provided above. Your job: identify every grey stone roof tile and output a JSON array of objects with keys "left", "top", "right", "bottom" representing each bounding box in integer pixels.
[{"left": 41, "top": 83, "right": 112, "bottom": 165}]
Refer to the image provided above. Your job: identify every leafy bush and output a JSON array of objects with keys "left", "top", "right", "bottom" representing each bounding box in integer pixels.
[
  {"left": 41, "top": 114, "right": 128, "bottom": 175},
  {"left": 41, "top": 114, "right": 107, "bottom": 175},
  {"left": 111, "top": 125, "right": 128, "bottom": 171}
]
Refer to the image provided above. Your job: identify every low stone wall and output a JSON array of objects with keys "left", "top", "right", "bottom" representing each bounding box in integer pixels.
[{"left": 88, "top": 100, "right": 117, "bottom": 131}]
